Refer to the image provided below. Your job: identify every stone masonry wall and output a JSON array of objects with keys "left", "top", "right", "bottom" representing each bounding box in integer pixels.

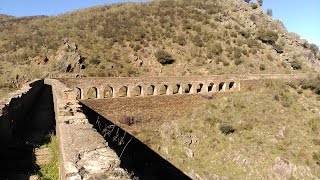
[
  {"left": 57, "top": 73, "right": 306, "bottom": 99},
  {"left": 0, "top": 79, "right": 44, "bottom": 146},
  {"left": 45, "top": 79, "right": 129, "bottom": 180}
]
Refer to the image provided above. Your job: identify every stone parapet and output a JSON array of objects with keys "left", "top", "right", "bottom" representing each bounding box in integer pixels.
[{"left": 45, "top": 79, "right": 129, "bottom": 180}]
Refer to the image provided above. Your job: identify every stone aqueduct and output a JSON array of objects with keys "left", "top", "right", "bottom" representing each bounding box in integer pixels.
[
  {"left": 0, "top": 74, "right": 307, "bottom": 179},
  {"left": 58, "top": 76, "right": 241, "bottom": 100}
]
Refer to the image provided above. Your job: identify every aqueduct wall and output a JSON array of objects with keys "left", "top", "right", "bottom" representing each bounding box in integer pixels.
[
  {"left": 0, "top": 73, "right": 307, "bottom": 179},
  {"left": 57, "top": 73, "right": 305, "bottom": 100}
]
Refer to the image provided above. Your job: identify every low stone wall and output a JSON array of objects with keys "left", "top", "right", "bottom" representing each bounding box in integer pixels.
[
  {"left": 45, "top": 79, "right": 129, "bottom": 180},
  {"left": 0, "top": 79, "right": 44, "bottom": 146}
]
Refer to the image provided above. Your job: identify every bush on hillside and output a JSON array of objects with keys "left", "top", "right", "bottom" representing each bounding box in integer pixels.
[
  {"left": 301, "top": 74, "right": 320, "bottom": 94},
  {"left": 173, "top": 35, "right": 187, "bottom": 46},
  {"left": 273, "top": 43, "right": 284, "bottom": 54},
  {"left": 266, "top": 8, "right": 273, "bottom": 16},
  {"left": 257, "top": 28, "right": 279, "bottom": 45},
  {"left": 155, "top": 49, "right": 175, "bottom": 65},
  {"left": 290, "top": 59, "right": 302, "bottom": 70},
  {"left": 250, "top": 3, "right": 258, "bottom": 9},
  {"left": 310, "top": 43, "right": 319, "bottom": 56}
]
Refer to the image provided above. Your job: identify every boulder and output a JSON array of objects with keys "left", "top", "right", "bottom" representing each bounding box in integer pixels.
[{"left": 55, "top": 42, "right": 86, "bottom": 73}]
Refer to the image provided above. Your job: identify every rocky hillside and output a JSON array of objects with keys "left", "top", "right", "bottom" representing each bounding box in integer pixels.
[{"left": 0, "top": 0, "right": 319, "bottom": 91}]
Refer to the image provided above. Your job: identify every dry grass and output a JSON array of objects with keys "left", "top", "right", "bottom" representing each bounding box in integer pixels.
[
  {"left": 136, "top": 81, "right": 320, "bottom": 178},
  {"left": 0, "top": 0, "right": 317, "bottom": 93}
]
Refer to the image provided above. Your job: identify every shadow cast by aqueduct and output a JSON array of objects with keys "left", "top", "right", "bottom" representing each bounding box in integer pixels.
[{"left": 81, "top": 103, "right": 191, "bottom": 179}]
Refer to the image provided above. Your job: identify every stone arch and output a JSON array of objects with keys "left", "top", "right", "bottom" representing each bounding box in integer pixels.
[
  {"left": 184, "top": 84, "right": 193, "bottom": 93},
  {"left": 229, "top": 82, "right": 236, "bottom": 90},
  {"left": 104, "top": 86, "right": 113, "bottom": 98},
  {"left": 75, "top": 87, "right": 82, "bottom": 100},
  {"left": 196, "top": 83, "right": 204, "bottom": 93},
  {"left": 218, "top": 82, "right": 226, "bottom": 91},
  {"left": 208, "top": 83, "right": 216, "bottom": 92},
  {"left": 158, "top": 84, "right": 168, "bottom": 95},
  {"left": 132, "top": 85, "right": 142, "bottom": 96},
  {"left": 119, "top": 86, "right": 128, "bottom": 97},
  {"left": 87, "top": 87, "right": 98, "bottom": 99},
  {"left": 172, "top": 84, "right": 181, "bottom": 94},
  {"left": 146, "top": 85, "right": 155, "bottom": 96}
]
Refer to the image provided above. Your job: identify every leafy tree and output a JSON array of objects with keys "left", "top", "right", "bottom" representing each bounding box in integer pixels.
[
  {"left": 155, "top": 49, "right": 175, "bottom": 65},
  {"left": 257, "top": 28, "right": 279, "bottom": 45},
  {"left": 266, "top": 8, "right": 273, "bottom": 16},
  {"left": 257, "top": 0, "right": 263, "bottom": 6},
  {"left": 310, "top": 43, "right": 319, "bottom": 56}
]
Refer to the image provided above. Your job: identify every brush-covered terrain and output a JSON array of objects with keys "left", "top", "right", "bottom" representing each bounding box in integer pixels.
[
  {"left": 1, "top": 0, "right": 320, "bottom": 179},
  {"left": 136, "top": 78, "right": 320, "bottom": 179},
  {"left": 0, "top": 0, "right": 319, "bottom": 97}
]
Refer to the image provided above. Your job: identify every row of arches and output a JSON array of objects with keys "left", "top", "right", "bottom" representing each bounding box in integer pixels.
[{"left": 76, "top": 81, "right": 238, "bottom": 100}]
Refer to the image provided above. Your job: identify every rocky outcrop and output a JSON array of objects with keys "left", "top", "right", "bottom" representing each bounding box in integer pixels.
[{"left": 56, "top": 42, "right": 86, "bottom": 73}]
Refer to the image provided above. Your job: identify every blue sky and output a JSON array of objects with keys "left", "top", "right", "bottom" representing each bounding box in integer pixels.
[
  {"left": 263, "top": 0, "right": 320, "bottom": 46},
  {"left": 0, "top": 0, "right": 319, "bottom": 46}
]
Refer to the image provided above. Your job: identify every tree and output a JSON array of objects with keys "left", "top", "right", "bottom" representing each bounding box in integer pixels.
[
  {"left": 155, "top": 49, "right": 175, "bottom": 65},
  {"left": 257, "top": 0, "right": 263, "bottom": 6},
  {"left": 244, "top": 0, "right": 251, "bottom": 3},
  {"left": 266, "top": 8, "right": 273, "bottom": 16},
  {"left": 257, "top": 28, "right": 279, "bottom": 45}
]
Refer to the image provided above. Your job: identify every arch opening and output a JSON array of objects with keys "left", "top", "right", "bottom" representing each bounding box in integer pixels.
[
  {"left": 75, "top": 87, "right": 82, "bottom": 100},
  {"left": 184, "top": 84, "right": 192, "bottom": 93},
  {"left": 173, "top": 84, "right": 180, "bottom": 94},
  {"left": 159, "top": 85, "right": 168, "bottom": 95},
  {"left": 146, "top": 85, "right": 155, "bottom": 96},
  {"left": 208, "top": 83, "right": 216, "bottom": 92},
  {"left": 119, "top": 86, "right": 128, "bottom": 97},
  {"left": 229, "top": 82, "right": 236, "bottom": 90},
  {"left": 104, "top": 86, "right": 113, "bottom": 98},
  {"left": 196, "top": 83, "right": 204, "bottom": 93},
  {"left": 132, "top": 85, "right": 142, "bottom": 96},
  {"left": 218, "top": 82, "right": 226, "bottom": 91},
  {"left": 87, "top": 87, "right": 98, "bottom": 99}
]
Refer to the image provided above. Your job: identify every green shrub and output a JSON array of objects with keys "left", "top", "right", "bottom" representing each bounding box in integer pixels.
[
  {"left": 219, "top": 124, "right": 235, "bottom": 135},
  {"left": 257, "top": 28, "right": 279, "bottom": 45},
  {"left": 173, "top": 35, "right": 187, "bottom": 46},
  {"left": 259, "top": 64, "right": 266, "bottom": 70},
  {"left": 240, "top": 30, "right": 251, "bottom": 38},
  {"left": 310, "top": 43, "right": 319, "bottom": 56},
  {"left": 233, "top": 47, "right": 242, "bottom": 59},
  {"left": 301, "top": 74, "right": 320, "bottom": 94},
  {"left": 267, "top": 54, "right": 273, "bottom": 61},
  {"left": 193, "top": 35, "right": 205, "bottom": 47},
  {"left": 273, "top": 43, "right": 284, "bottom": 53},
  {"left": 266, "top": 8, "right": 273, "bottom": 16},
  {"left": 222, "top": 60, "right": 230, "bottom": 66},
  {"left": 250, "top": 3, "right": 258, "bottom": 9},
  {"left": 290, "top": 59, "right": 302, "bottom": 70},
  {"left": 235, "top": 58, "right": 244, "bottom": 65},
  {"left": 89, "top": 58, "right": 101, "bottom": 65},
  {"left": 209, "top": 43, "right": 223, "bottom": 56},
  {"left": 155, "top": 49, "right": 175, "bottom": 65},
  {"left": 313, "top": 152, "right": 320, "bottom": 166},
  {"left": 246, "top": 38, "right": 260, "bottom": 48}
]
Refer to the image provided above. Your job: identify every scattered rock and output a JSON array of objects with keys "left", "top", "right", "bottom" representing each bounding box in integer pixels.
[
  {"left": 270, "top": 157, "right": 297, "bottom": 179},
  {"left": 55, "top": 42, "right": 86, "bottom": 73},
  {"left": 119, "top": 115, "right": 140, "bottom": 126},
  {"left": 184, "top": 147, "right": 194, "bottom": 158}
]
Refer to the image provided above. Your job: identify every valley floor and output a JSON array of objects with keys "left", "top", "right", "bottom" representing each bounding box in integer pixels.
[{"left": 82, "top": 80, "right": 320, "bottom": 179}]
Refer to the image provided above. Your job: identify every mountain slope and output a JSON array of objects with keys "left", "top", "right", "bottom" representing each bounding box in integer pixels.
[{"left": 0, "top": 0, "right": 319, "bottom": 89}]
